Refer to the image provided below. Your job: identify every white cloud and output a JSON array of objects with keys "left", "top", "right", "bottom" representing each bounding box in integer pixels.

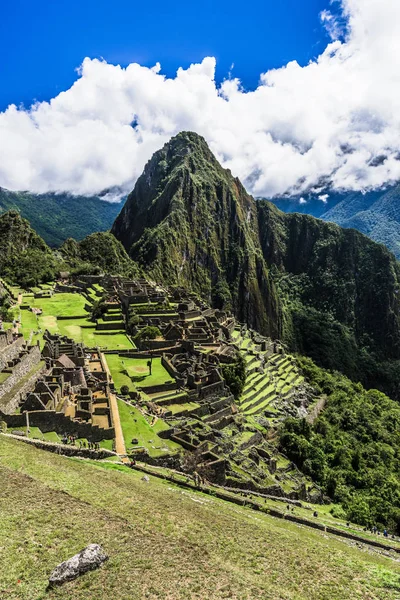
[
  {"left": 299, "top": 197, "right": 307, "bottom": 205},
  {"left": 1, "top": 0, "right": 400, "bottom": 199},
  {"left": 318, "top": 194, "right": 329, "bottom": 203}
]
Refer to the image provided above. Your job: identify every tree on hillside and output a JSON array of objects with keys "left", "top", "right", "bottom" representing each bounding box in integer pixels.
[
  {"left": 133, "top": 326, "right": 162, "bottom": 344},
  {"left": 221, "top": 352, "right": 247, "bottom": 399}
]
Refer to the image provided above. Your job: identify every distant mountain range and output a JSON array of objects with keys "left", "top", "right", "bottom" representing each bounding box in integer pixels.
[
  {"left": 269, "top": 185, "right": 400, "bottom": 259},
  {"left": 0, "top": 188, "right": 124, "bottom": 247}
]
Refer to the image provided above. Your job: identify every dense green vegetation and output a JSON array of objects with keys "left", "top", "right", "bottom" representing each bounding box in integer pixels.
[
  {"left": 133, "top": 325, "right": 161, "bottom": 343},
  {"left": 61, "top": 232, "right": 140, "bottom": 277},
  {"left": 221, "top": 352, "right": 247, "bottom": 398},
  {"left": 258, "top": 201, "right": 400, "bottom": 399},
  {"left": 279, "top": 357, "right": 400, "bottom": 533},
  {"left": 0, "top": 211, "right": 57, "bottom": 286},
  {"left": 0, "top": 188, "right": 123, "bottom": 247}
]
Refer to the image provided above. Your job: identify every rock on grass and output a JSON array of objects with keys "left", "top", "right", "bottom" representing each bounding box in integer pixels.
[{"left": 48, "top": 544, "right": 108, "bottom": 587}]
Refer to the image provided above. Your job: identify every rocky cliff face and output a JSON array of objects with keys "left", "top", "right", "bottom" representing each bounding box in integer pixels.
[
  {"left": 112, "top": 132, "right": 281, "bottom": 337},
  {"left": 112, "top": 132, "right": 400, "bottom": 396}
]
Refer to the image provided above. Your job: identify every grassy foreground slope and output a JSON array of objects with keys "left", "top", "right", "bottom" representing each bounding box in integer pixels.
[{"left": 0, "top": 437, "right": 399, "bottom": 600}]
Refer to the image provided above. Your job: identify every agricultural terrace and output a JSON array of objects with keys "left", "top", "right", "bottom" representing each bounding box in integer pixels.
[
  {"left": 117, "top": 399, "right": 180, "bottom": 457},
  {"left": 18, "top": 290, "right": 133, "bottom": 351},
  {"left": 234, "top": 328, "right": 305, "bottom": 421}
]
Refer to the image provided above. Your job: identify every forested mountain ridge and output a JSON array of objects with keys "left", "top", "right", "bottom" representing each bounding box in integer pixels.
[
  {"left": 0, "top": 188, "right": 123, "bottom": 247},
  {"left": 270, "top": 184, "right": 400, "bottom": 259},
  {"left": 112, "top": 132, "right": 400, "bottom": 398}
]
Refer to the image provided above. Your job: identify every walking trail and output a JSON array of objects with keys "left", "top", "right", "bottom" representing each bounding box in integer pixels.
[{"left": 101, "top": 352, "right": 129, "bottom": 463}]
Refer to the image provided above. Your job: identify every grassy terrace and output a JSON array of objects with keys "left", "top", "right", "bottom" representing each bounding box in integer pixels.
[
  {"left": 0, "top": 436, "right": 399, "bottom": 600},
  {"left": 19, "top": 292, "right": 133, "bottom": 350},
  {"left": 22, "top": 293, "right": 87, "bottom": 317},
  {"left": 117, "top": 400, "right": 180, "bottom": 457},
  {"left": 236, "top": 327, "right": 306, "bottom": 415},
  {"left": 0, "top": 371, "right": 11, "bottom": 384},
  {"left": 105, "top": 355, "right": 172, "bottom": 392}
]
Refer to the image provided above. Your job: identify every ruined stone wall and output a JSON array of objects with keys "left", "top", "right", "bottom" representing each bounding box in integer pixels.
[
  {"left": 199, "top": 380, "right": 225, "bottom": 400},
  {"left": 139, "top": 382, "right": 176, "bottom": 395},
  {"left": 161, "top": 354, "right": 180, "bottom": 380},
  {"left": 27, "top": 410, "right": 115, "bottom": 441},
  {"left": 0, "top": 346, "right": 43, "bottom": 414},
  {"left": 2, "top": 433, "right": 115, "bottom": 459},
  {"left": 0, "top": 335, "right": 24, "bottom": 370},
  {"left": 139, "top": 340, "right": 178, "bottom": 351}
]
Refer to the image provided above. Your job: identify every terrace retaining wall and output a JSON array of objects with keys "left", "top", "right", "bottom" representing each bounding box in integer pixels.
[
  {"left": 0, "top": 346, "right": 43, "bottom": 415},
  {"left": 1, "top": 433, "right": 114, "bottom": 459},
  {"left": 0, "top": 335, "right": 25, "bottom": 371}
]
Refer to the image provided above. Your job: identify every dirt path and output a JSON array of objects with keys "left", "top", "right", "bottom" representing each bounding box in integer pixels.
[
  {"left": 109, "top": 391, "right": 128, "bottom": 462},
  {"left": 101, "top": 352, "right": 129, "bottom": 463}
]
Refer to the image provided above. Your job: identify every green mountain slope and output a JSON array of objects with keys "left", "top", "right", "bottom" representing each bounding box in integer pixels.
[
  {"left": 0, "top": 210, "right": 57, "bottom": 286},
  {"left": 322, "top": 185, "right": 400, "bottom": 258},
  {"left": 257, "top": 200, "right": 400, "bottom": 395},
  {"left": 0, "top": 188, "right": 123, "bottom": 247},
  {"left": 112, "top": 132, "right": 400, "bottom": 397},
  {"left": 60, "top": 232, "right": 140, "bottom": 277},
  {"left": 1, "top": 436, "right": 399, "bottom": 600}
]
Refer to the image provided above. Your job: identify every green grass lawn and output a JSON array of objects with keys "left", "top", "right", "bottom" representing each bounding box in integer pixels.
[
  {"left": 105, "top": 355, "right": 137, "bottom": 392},
  {"left": 117, "top": 399, "right": 180, "bottom": 457},
  {"left": 125, "top": 357, "right": 172, "bottom": 387},
  {"left": 106, "top": 355, "right": 172, "bottom": 391},
  {"left": 0, "top": 435, "right": 399, "bottom": 600},
  {"left": 167, "top": 402, "right": 200, "bottom": 415},
  {"left": 19, "top": 309, "right": 40, "bottom": 339},
  {"left": 19, "top": 291, "right": 133, "bottom": 351},
  {"left": 30, "top": 314, "right": 133, "bottom": 351},
  {"left": 24, "top": 293, "right": 88, "bottom": 317}
]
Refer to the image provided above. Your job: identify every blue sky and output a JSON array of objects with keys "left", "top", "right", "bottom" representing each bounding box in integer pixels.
[
  {"left": 1, "top": 0, "right": 333, "bottom": 110},
  {"left": 1, "top": 0, "right": 397, "bottom": 199}
]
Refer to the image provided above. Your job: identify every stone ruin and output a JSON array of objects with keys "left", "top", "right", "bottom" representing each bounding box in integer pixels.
[
  {"left": 2, "top": 331, "right": 115, "bottom": 443},
  {"left": 0, "top": 330, "right": 42, "bottom": 416}
]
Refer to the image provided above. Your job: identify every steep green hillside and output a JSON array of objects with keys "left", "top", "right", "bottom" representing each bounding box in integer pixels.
[
  {"left": 323, "top": 185, "right": 400, "bottom": 259},
  {"left": 0, "top": 188, "right": 123, "bottom": 247},
  {"left": 280, "top": 357, "right": 400, "bottom": 532},
  {"left": 60, "top": 232, "right": 140, "bottom": 277},
  {"left": 1, "top": 436, "right": 399, "bottom": 600},
  {"left": 112, "top": 131, "right": 281, "bottom": 337},
  {"left": 0, "top": 211, "right": 57, "bottom": 286},
  {"left": 257, "top": 201, "right": 400, "bottom": 395}
]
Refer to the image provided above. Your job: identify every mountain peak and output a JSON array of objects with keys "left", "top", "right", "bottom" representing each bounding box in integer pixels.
[{"left": 112, "top": 131, "right": 280, "bottom": 336}]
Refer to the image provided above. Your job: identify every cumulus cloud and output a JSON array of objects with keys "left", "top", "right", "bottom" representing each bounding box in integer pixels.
[{"left": 1, "top": 0, "right": 400, "bottom": 199}]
